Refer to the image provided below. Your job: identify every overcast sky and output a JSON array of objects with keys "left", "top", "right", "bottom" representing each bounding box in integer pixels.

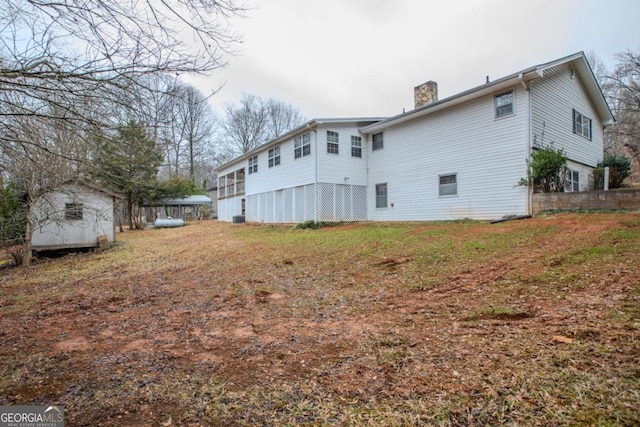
[{"left": 185, "top": 0, "right": 640, "bottom": 119}]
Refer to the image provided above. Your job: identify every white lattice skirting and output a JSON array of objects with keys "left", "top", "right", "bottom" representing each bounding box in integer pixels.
[{"left": 245, "top": 183, "right": 367, "bottom": 223}]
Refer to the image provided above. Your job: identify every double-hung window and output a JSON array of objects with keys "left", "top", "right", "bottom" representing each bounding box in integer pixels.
[
  {"left": 375, "top": 183, "right": 388, "bottom": 208},
  {"left": 439, "top": 174, "right": 457, "bottom": 197},
  {"left": 351, "top": 136, "right": 362, "bottom": 158},
  {"left": 248, "top": 155, "right": 258, "bottom": 174},
  {"left": 268, "top": 146, "right": 280, "bottom": 168},
  {"left": 294, "top": 133, "right": 311, "bottom": 159},
  {"left": 372, "top": 132, "right": 384, "bottom": 151},
  {"left": 565, "top": 169, "right": 580, "bottom": 192},
  {"left": 327, "top": 131, "right": 339, "bottom": 154},
  {"left": 495, "top": 91, "right": 514, "bottom": 118},
  {"left": 573, "top": 109, "right": 592, "bottom": 140}
]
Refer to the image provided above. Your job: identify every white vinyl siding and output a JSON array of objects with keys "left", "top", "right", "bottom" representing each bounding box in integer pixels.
[
  {"left": 530, "top": 63, "right": 603, "bottom": 167},
  {"left": 217, "top": 122, "right": 372, "bottom": 223},
  {"left": 367, "top": 86, "right": 529, "bottom": 221},
  {"left": 317, "top": 123, "right": 368, "bottom": 186}
]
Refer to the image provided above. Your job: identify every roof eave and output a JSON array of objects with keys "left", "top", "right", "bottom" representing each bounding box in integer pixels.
[
  {"left": 360, "top": 52, "right": 615, "bottom": 134},
  {"left": 215, "top": 117, "right": 387, "bottom": 172},
  {"left": 360, "top": 71, "right": 534, "bottom": 134}
]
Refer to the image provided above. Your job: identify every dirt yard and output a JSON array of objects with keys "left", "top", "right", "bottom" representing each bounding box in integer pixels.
[{"left": 0, "top": 213, "right": 638, "bottom": 426}]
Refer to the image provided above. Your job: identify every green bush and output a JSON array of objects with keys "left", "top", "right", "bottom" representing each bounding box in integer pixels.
[
  {"left": 592, "top": 153, "right": 632, "bottom": 189},
  {"left": 519, "top": 144, "right": 568, "bottom": 193}
]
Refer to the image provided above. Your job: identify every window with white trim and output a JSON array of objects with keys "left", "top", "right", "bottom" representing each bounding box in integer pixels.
[
  {"left": 65, "top": 203, "right": 83, "bottom": 220},
  {"left": 294, "top": 133, "right": 311, "bottom": 159},
  {"left": 573, "top": 109, "right": 592, "bottom": 140},
  {"left": 439, "top": 174, "right": 457, "bottom": 197},
  {"left": 372, "top": 132, "right": 384, "bottom": 151},
  {"left": 351, "top": 135, "right": 362, "bottom": 158},
  {"left": 565, "top": 169, "right": 580, "bottom": 192},
  {"left": 268, "top": 146, "right": 280, "bottom": 168},
  {"left": 495, "top": 91, "right": 514, "bottom": 118},
  {"left": 327, "top": 131, "right": 339, "bottom": 154},
  {"left": 375, "top": 183, "right": 387, "bottom": 208},
  {"left": 248, "top": 155, "right": 258, "bottom": 174}
]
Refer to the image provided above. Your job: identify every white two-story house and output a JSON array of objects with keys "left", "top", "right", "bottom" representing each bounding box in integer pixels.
[{"left": 216, "top": 52, "right": 614, "bottom": 223}]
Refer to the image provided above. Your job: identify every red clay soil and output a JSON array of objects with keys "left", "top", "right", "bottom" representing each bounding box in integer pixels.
[{"left": 0, "top": 213, "right": 638, "bottom": 426}]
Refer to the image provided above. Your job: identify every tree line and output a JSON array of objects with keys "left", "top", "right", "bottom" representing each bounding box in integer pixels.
[
  {"left": 0, "top": 0, "right": 305, "bottom": 265},
  {"left": 590, "top": 49, "right": 640, "bottom": 180}
]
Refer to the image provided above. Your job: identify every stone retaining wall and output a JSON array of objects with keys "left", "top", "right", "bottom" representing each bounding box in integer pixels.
[{"left": 532, "top": 189, "right": 640, "bottom": 213}]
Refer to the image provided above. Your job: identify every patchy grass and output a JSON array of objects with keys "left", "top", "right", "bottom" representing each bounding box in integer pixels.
[{"left": 0, "top": 212, "right": 639, "bottom": 426}]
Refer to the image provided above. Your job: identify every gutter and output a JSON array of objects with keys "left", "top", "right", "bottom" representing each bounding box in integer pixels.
[{"left": 360, "top": 70, "right": 541, "bottom": 135}]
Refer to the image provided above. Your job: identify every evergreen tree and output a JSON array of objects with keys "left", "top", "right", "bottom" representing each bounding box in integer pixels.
[{"left": 92, "top": 121, "right": 162, "bottom": 229}]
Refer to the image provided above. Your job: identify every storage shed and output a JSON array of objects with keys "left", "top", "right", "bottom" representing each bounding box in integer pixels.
[{"left": 31, "top": 181, "right": 121, "bottom": 251}]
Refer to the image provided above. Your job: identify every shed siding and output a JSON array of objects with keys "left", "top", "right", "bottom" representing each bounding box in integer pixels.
[
  {"left": 530, "top": 63, "right": 604, "bottom": 167},
  {"left": 31, "top": 185, "right": 115, "bottom": 249},
  {"left": 367, "top": 86, "right": 529, "bottom": 221}
]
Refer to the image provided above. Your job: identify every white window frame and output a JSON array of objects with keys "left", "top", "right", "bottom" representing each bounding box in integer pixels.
[
  {"left": 495, "top": 90, "right": 514, "bottom": 118},
  {"left": 372, "top": 132, "right": 384, "bottom": 151},
  {"left": 573, "top": 109, "right": 592, "bottom": 140},
  {"left": 268, "top": 146, "right": 281, "bottom": 168},
  {"left": 327, "top": 131, "right": 339, "bottom": 155},
  {"left": 565, "top": 169, "right": 580, "bottom": 192},
  {"left": 351, "top": 135, "right": 362, "bottom": 158},
  {"left": 439, "top": 173, "right": 458, "bottom": 197},
  {"left": 248, "top": 155, "right": 258, "bottom": 174},
  {"left": 294, "top": 133, "right": 311, "bottom": 159},
  {"left": 375, "top": 183, "right": 387, "bottom": 208}
]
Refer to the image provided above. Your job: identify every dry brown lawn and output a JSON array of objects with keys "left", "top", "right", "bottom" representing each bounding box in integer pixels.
[{"left": 0, "top": 212, "right": 639, "bottom": 426}]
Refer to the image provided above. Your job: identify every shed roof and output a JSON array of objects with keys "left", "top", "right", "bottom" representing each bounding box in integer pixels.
[{"left": 158, "top": 195, "right": 212, "bottom": 206}]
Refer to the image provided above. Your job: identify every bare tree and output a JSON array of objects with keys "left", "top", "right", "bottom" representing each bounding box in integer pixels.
[
  {"left": 161, "top": 82, "right": 216, "bottom": 185},
  {"left": 219, "top": 94, "right": 306, "bottom": 159},
  {"left": 265, "top": 98, "right": 306, "bottom": 139},
  {"left": 0, "top": 0, "right": 245, "bottom": 159},
  {"left": 595, "top": 49, "right": 640, "bottom": 181},
  {"left": 0, "top": 102, "right": 85, "bottom": 265}
]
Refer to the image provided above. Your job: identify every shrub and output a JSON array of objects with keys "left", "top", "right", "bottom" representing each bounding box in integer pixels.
[
  {"left": 519, "top": 144, "right": 568, "bottom": 193},
  {"left": 295, "top": 221, "right": 342, "bottom": 229},
  {"left": 592, "top": 153, "right": 632, "bottom": 189}
]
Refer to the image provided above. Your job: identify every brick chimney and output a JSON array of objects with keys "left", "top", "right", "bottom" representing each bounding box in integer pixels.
[{"left": 414, "top": 81, "right": 438, "bottom": 109}]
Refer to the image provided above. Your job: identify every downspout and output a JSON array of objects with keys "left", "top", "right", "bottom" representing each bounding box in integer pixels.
[
  {"left": 519, "top": 73, "right": 533, "bottom": 216},
  {"left": 309, "top": 122, "right": 319, "bottom": 223}
]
